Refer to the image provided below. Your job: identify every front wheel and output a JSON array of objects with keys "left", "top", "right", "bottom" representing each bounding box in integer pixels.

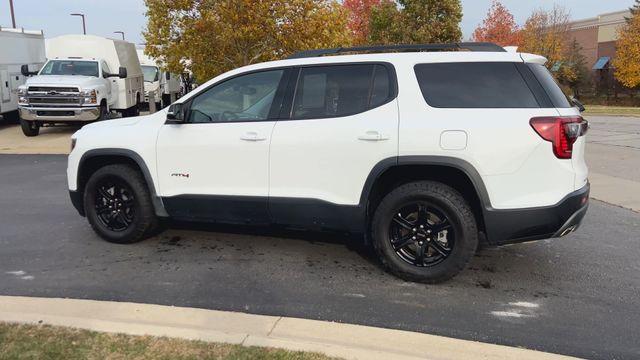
[
  {"left": 20, "top": 118, "right": 40, "bottom": 137},
  {"left": 84, "top": 164, "right": 159, "bottom": 244},
  {"left": 371, "top": 181, "right": 478, "bottom": 283}
]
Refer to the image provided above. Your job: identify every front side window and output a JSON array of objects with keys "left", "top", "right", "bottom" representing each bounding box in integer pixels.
[
  {"left": 414, "top": 62, "right": 539, "bottom": 108},
  {"left": 188, "top": 70, "right": 284, "bottom": 123},
  {"left": 101, "top": 61, "right": 112, "bottom": 77},
  {"left": 142, "top": 65, "right": 159, "bottom": 83},
  {"left": 40, "top": 60, "right": 99, "bottom": 77},
  {"left": 291, "top": 64, "right": 393, "bottom": 119}
]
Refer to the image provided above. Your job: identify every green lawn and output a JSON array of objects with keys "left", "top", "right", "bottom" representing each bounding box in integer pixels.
[
  {"left": 0, "top": 322, "right": 337, "bottom": 360},
  {"left": 583, "top": 105, "right": 640, "bottom": 117}
]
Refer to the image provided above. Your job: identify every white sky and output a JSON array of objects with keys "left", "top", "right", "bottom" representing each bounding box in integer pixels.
[{"left": 0, "top": 0, "right": 635, "bottom": 44}]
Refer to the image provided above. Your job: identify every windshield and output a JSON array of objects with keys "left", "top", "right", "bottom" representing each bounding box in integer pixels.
[
  {"left": 142, "top": 65, "right": 159, "bottom": 83},
  {"left": 40, "top": 60, "right": 99, "bottom": 77}
]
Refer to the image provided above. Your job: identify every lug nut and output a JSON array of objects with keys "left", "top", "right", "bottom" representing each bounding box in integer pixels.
[
  {"left": 418, "top": 241, "right": 424, "bottom": 245},
  {"left": 412, "top": 236, "right": 417, "bottom": 240},
  {"left": 412, "top": 228, "right": 417, "bottom": 232}
]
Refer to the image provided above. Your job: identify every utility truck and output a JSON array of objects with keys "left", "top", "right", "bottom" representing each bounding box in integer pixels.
[
  {"left": 0, "top": 27, "right": 46, "bottom": 123},
  {"left": 18, "top": 35, "right": 144, "bottom": 136},
  {"left": 136, "top": 49, "right": 180, "bottom": 109}
]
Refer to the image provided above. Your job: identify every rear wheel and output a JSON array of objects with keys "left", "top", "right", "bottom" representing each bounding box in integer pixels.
[
  {"left": 2, "top": 110, "right": 20, "bottom": 124},
  {"left": 20, "top": 118, "right": 40, "bottom": 137},
  {"left": 84, "top": 164, "right": 159, "bottom": 244},
  {"left": 371, "top": 181, "right": 478, "bottom": 283}
]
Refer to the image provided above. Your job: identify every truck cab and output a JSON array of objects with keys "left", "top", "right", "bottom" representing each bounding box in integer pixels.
[
  {"left": 137, "top": 49, "right": 181, "bottom": 109},
  {"left": 17, "top": 34, "right": 144, "bottom": 136},
  {"left": 18, "top": 58, "right": 125, "bottom": 131}
]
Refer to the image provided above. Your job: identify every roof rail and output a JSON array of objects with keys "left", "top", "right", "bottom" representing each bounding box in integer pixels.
[{"left": 287, "top": 42, "right": 505, "bottom": 59}]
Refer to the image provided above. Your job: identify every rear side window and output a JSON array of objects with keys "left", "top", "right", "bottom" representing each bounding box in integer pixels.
[
  {"left": 527, "top": 63, "right": 572, "bottom": 108},
  {"left": 291, "top": 64, "right": 394, "bottom": 119},
  {"left": 414, "top": 62, "right": 539, "bottom": 108}
]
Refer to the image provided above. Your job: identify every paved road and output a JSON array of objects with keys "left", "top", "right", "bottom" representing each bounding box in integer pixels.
[
  {"left": 1, "top": 155, "right": 639, "bottom": 360},
  {"left": 586, "top": 116, "right": 640, "bottom": 183}
]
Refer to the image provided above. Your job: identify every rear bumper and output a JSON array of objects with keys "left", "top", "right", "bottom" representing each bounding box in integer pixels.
[
  {"left": 484, "top": 183, "right": 590, "bottom": 245},
  {"left": 19, "top": 106, "right": 100, "bottom": 122}
]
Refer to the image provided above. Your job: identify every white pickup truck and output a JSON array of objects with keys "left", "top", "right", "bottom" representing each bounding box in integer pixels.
[
  {"left": 18, "top": 35, "right": 144, "bottom": 136},
  {"left": 137, "top": 49, "right": 181, "bottom": 109},
  {"left": 0, "top": 27, "right": 46, "bottom": 123}
]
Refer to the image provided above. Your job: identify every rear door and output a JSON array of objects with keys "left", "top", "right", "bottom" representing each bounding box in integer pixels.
[{"left": 268, "top": 63, "right": 399, "bottom": 229}]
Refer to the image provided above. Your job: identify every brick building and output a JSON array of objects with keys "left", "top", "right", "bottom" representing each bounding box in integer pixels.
[{"left": 568, "top": 10, "right": 630, "bottom": 73}]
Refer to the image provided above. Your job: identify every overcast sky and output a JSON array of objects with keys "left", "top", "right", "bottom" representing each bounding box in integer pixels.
[{"left": 0, "top": 0, "right": 635, "bottom": 44}]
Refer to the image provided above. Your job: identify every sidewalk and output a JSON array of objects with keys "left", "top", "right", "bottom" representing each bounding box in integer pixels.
[{"left": 0, "top": 296, "right": 578, "bottom": 360}]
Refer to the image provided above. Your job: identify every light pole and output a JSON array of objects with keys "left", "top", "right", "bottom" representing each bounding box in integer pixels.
[
  {"left": 114, "top": 31, "right": 125, "bottom": 40},
  {"left": 9, "top": 0, "right": 16, "bottom": 28},
  {"left": 70, "top": 13, "right": 86, "bottom": 35}
]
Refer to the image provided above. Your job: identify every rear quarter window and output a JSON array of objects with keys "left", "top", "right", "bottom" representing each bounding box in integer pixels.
[
  {"left": 527, "top": 63, "right": 572, "bottom": 108},
  {"left": 414, "top": 62, "right": 539, "bottom": 108}
]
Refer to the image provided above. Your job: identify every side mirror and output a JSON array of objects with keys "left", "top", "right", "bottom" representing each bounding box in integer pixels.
[
  {"left": 165, "top": 72, "right": 170, "bottom": 80},
  {"left": 166, "top": 103, "right": 185, "bottom": 124},
  {"left": 21, "top": 64, "right": 38, "bottom": 76},
  {"left": 570, "top": 96, "right": 585, "bottom": 113},
  {"left": 118, "top": 67, "right": 127, "bottom": 79}
]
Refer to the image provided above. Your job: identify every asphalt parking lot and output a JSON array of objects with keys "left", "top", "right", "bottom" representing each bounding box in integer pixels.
[{"left": 0, "top": 154, "right": 639, "bottom": 360}]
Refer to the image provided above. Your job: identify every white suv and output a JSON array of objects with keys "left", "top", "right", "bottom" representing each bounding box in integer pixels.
[{"left": 67, "top": 43, "right": 589, "bottom": 283}]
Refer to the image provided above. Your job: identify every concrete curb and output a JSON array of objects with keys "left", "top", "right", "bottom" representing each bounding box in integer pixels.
[
  {"left": 0, "top": 296, "right": 579, "bottom": 360},
  {"left": 589, "top": 172, "right": 640, "bottom": 212}
]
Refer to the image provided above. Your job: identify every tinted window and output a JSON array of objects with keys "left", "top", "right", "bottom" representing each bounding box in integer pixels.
[
  {"left": 370, "top": 65, "right": 390, "bottom": 108},
  {"left": 291, "top": 64, "right": 392, "bottom": 119},
  {"left": 188, "top": 70, "right": 283, "bottom": 123},
  {"left": 527, "top": 63, "right": 572, "bottom": 108},
  {"left": 414, "top": 62, "right": 539, "bottom": 108}
]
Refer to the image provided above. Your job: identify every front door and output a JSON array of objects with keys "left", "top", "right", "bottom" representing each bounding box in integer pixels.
[{"left": 156, "top": 68, "right": 287, "bottom": 224}]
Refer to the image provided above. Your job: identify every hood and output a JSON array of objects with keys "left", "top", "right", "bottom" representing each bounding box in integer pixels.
[
  {"left": 82, "top": 114, "right": 148, "bottom": 130},
  {"left": 26, "top": 75, "right": 102, "bottom": 89}
]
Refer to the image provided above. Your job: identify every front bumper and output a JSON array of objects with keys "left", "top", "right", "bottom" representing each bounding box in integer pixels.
[
  {"left": 484, "top": 183, "right": 590, "bottom": 245},
  {"left": 19, "top": 106, "right": 100, "bottom": 122},
  {"left": 69, "top": 190, "right": 85, "bottom": 217}
]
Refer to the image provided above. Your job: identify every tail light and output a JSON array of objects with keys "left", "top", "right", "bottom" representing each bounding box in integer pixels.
[{"left": 530, "top": 116, "right": 588, "bottom": 159}]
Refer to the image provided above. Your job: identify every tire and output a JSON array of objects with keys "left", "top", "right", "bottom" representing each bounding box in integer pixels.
[
  {"left": 371, "top": 181, "right": 478, "bottom": 283},
  {"left": 20, "top": 118, "right": 40, "bottom": 137},
  {"left": 98, "top": 103, "right": 109, "bottom": 121},
  {"left": 2, "top": 110, "right": 20, "bottom": 124},
  {"left": 84, "top": 164, "right": 159, "bottom": 244}
]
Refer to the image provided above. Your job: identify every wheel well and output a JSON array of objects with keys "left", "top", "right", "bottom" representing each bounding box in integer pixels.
[
  {"left": 366, "top": 165, "right": 486, "bottom": 236},
  {"left": 77, "top": 155, "right": 143, "bottom": 197}
]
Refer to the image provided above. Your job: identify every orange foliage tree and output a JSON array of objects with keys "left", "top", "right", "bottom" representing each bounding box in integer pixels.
[
  {"left": 344, "top": 0, "right": 390, "bottom": 44},
  {"left": 471, "top": 0, "right": 520, "bottom": 46},
  {"left": 614, "top": 13, "right": 640, "bottom": 89}
]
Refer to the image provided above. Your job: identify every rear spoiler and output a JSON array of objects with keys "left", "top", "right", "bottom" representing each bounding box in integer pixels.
[{"left": 519, "top": 53, "right": 547, "bottom": 65}]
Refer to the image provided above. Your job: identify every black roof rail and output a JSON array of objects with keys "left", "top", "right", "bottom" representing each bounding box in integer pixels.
[{"left": 287, "top": 42, "right": 505, "bottom": 59}]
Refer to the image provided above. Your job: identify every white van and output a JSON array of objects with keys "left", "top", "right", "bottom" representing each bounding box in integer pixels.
[
  {"left": 18, "top": 35, "right": 144, "bottom": 136},
  {"left": 136, "top": 49, "right": 181, "bottom": 109},
  {"left": 0, "top": 27, "right": 46, "bottom": 123}
]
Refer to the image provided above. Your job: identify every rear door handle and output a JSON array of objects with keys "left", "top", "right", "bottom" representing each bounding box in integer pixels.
[
  {"left": 358, "top": 131, "right": 389, "bottom": 141},
  {"left": 240, "top": 131, "right": 267, "bottom": 141}
]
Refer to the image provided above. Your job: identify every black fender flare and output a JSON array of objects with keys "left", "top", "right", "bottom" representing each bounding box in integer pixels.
[{"left": 78, "top": 148, "right": 168, "bottom": 217}]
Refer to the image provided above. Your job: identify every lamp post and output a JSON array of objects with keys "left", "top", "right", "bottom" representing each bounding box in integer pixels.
[
  {"left": 9, "top": 0, "right": 16, "bottom": 28},
  {"left": 70, "top": 13, "right": 86, "bottom": 34},
  {"left": 114, "top": 31, "right": 125, "bottom": 40}
]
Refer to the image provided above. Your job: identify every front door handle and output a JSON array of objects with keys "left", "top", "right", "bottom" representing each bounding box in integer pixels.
[
  {"left": 358, "top": 131, "right": 389, "bottom": 141},
  {"left": 240, "top": 131, "right": 267, "bottom": 141}
]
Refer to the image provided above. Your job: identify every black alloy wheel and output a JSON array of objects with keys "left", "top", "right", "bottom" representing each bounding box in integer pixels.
[
  {"left": 389, "top": 202, "right": 454, "bottom": 267},
  {"left": 94, "top": 177, "right": 136, "bottom": 232}
]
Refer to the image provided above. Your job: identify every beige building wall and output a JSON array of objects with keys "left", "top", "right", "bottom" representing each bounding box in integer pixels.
[{"left": 568, "top": 10, "right": 631, "bottom": 68}]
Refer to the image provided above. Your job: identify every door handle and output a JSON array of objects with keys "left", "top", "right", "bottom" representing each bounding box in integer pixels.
[
  {"left": 240, "top": 131, "right": 267, "bottom": 141},
  {"left": 358, "top": 131, "right": 389, "bottom": 141}
]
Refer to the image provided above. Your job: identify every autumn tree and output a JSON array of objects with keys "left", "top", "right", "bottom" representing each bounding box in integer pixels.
[
  {"left": 143, "top": 0, "right": 352, "bottom": 81},
  {"left": 520, "top": 5, "right": 571, "bottom": 75},
  {"left": 560, "top": 39, "right": 591, "bottom": 97},
  {"left": 626, "top": 0, "right": 640, "bottom": 22},
  {"left": 613, "top": 13, "right": 640, "bottom": 89},
  {"left": 344, "top": 0, "right": 389, "bottom": 45},
  {"left": 472, "top": 1, "right": 520, "bottom": 46},
  {"left": 368, "top": 0, "right": 463, "bottom": 45}
]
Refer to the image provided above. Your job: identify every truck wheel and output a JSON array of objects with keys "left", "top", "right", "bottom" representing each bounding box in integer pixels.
[
  {"left": 98, "top": 104, "right": 109, "bottom": 121},
  {"left": 20, "top": 118, "right": 40, "bottom": 137},
  {"left": 2, "top": 110, "right": 20, "bottom": 124},
  {"left": 371, "top": 181, "right": 478, "bottom": 283},
  {"left": 125, "top": 104, "right": 140, "bottom": 117},
  {"left": 84, "top": 164, "right": 159, "bottom": 244}
]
